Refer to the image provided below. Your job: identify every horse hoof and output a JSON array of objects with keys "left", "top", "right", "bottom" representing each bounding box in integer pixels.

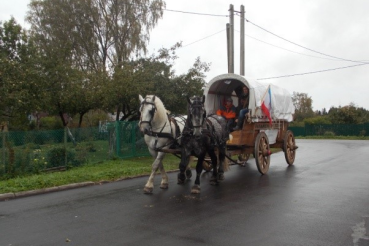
[
  {"left": 191, "top": 185, "right": 201, "bottom": 194},
  {"left": 218, "top": 173, "right": 225, "bottom": 181},
  {"left": 238, "top": 161, "right": 246, "bottom": 167},
  {"left": 186, "top": 169, "right": 192, "bottom": 179},
  {"left": 143, "top": 186, "right": 153, "bottom": 194},
  {"left": 177, "top": 173, "right": 186, "bottom": 184},
  {"left": 160, "top": 183, "right": 168, "bottom": 189},
  {"left": 210, "top": 178, "right": 219, "bottom": 186}
]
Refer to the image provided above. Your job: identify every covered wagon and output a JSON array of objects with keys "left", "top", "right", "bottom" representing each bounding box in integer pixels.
[{"left": 204, "top": 73, "right": 297, "bottom": 174}]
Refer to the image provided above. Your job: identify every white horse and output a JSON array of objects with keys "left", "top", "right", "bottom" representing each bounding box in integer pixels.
[{"left": 138, "top": 94, "right": 188, "bottom": 194}]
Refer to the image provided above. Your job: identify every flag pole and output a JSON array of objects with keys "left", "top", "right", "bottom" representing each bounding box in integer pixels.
[
  {"left": 261, "top": 84, "right": 271, "bottom": 103},
  {"left": 260, "top": 84, "right": 272, "bottom": 126}
]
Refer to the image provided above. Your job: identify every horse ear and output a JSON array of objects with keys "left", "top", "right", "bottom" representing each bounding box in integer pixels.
[
  {"left": 139, "top": 94, "right": 144, "bottom": 102},
  {"left": 152, "top": 95, "right": 156, "bottom": 102},
  {"left": 202, "top": 95, "right": 205, "bottom": 104}
]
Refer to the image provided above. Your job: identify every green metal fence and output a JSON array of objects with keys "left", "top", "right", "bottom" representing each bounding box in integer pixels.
[
  {"left": 0, "top": 121, "right": 149, "bottom": 179},
  {"left": 2, "top": 121, "right": 367, "bottom": 178},
  {"left": 109, "top": 121, "right": 149, "bottom": 159},
  {"left": 289, "top": 123, "right": 369, "bottom": 137}
]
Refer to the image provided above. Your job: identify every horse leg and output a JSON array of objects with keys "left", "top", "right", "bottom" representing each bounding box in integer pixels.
[
  {"left": 208, "top": 148, "right": 219, "bottom": 186},
  {"left": 157, "top": 152, "right": 169, "bottom": 189},
  {"left": 144, "top": 150, "right": 167, "bottom": 194},
  {"left": 191, "top": 154, "right": 204, "bottom": 194},
  {"left": 178, "top": 149, "right": 190, "bottom": 184},
  {"left": 218, "top": 146, "right": 226, "bottom": 181},
  {"left": 185, "top": 157, "right": 193, "bottom": 180}
]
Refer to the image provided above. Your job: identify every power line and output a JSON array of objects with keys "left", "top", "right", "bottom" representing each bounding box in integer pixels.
[
  {"left": 256, "top": 63, "right": 369, "bottom": 80},
  {"left": 182, "top": 29, "right": 225, "bottom": 48},
  {"left": 245, "top": 18, "right": 368, "bottom": 64},
  {"left": 234, "top": 29, "right": 342, "bottom": 62},
  {"left": 159, "top": 7, "right": 369, "bottom": 79},
  {"left": 164, "top": 9, "right": 228, "bottom": 17},
  {"left": 162, "top": 8, "right": 368, "bottom": 63}
]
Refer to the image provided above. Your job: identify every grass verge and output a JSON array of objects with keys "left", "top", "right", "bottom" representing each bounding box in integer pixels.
[
  {"left": 3, "top": 136, "right": 367, "bottom": 194},
  {"left": 0, "top": 155, "right": 181, "bottom": 194}
]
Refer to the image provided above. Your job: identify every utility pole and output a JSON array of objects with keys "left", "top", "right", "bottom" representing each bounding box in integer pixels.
[
  {"left": 240, "top": 5, "right": 245, "bottom": 76},
  {"left": 228, "top": 4, "right": 234, "bottom": 73},
  {"left": 227, "top": 4, "right": 246, "bottom": 75},
  {"left": 227, "top": 23, "right": 232, "bottom": 74}
]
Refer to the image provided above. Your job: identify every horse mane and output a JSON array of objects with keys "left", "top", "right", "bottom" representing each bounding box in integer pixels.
[{"left": 148, "top": 95, "right": 168, "bottom": 123}]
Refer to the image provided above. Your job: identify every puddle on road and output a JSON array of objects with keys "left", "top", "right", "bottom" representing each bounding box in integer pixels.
[
  {"left": 169, "top": 194, "right": 206, "bottom": 202},
  {"left": 352, "top": 216, "right": 369, "bottom": 246}
]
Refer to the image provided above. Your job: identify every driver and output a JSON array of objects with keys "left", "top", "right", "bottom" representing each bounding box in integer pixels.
[{"left": 216, "top": 97, "right": 236, "bottom": 131}]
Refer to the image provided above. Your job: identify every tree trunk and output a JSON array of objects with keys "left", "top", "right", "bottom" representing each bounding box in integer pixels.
[
  {"left": 78, "top": 112, "right": 86, "bottom": 128},
  {"left": 115, "top": 105, "right": 121, "bottom": 121},
  {"left": 59, "top": 111, "right": 68, "bottom": 127}
]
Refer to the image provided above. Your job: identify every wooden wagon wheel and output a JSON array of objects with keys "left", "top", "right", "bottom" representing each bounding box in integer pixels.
[
  {"left": 254, "top": 132, "right": 271, "bottom": 175},
  {"left": 284, "top": 130, "right": 296, "bottom": 165}
]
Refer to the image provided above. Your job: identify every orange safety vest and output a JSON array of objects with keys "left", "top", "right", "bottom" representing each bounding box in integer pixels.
[{"left": 216, "top": 104, "right": 236, "bottom": 119}]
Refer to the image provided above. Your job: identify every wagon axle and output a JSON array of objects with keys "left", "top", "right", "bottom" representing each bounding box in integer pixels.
[{"left": 262, "top": 149, "right": 272, "bottom": 156}]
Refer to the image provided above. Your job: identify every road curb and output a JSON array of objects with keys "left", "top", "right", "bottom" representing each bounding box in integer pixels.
[
  {"left": 0, "top": 181, "right": 95, "bottom": 202},
  {"left": 0, "top": 170, "right": 183, "bottom": 202}
]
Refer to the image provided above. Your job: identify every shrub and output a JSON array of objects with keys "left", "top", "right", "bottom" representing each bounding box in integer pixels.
[
  {"left": 324, "top": 131, "right": 335, "bottom": 137},
  {"left": 30, "top": 149, "right": 47, "bottom": 173},
  {"left": 46, "top": 147, "right": 81, "bottom": 168},
  {"left": 40, "top": 117, "right": 63, "bottom": 130},
  {"left": 304, "top": 116, "right": 331, "bottom": 125}
]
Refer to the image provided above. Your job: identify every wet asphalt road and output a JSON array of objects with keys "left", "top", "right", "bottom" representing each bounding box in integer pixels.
[{"left": 1, "top": 139, "right": 369, "bottom": 246}]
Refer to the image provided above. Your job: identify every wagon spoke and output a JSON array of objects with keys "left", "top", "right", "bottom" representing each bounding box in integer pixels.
[
  {"left": 284, "top": 130, "right": 296, "bottom": 165},
  {"left": 254, "top": 132, "right": 270, "bottom": 175},
  {"left": 263, "top": 156, "right": 268, "bottom": 166}
]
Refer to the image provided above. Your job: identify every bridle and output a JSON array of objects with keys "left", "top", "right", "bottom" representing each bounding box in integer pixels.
[
  {"left": 139, "top": 96, "right": 174, "bottom": 142},
  {"left": 139, "top": 97, "right": 157, "bottom": 129},
  {"left": 188, "top": 99, "right": 206, "bottom": 129}
]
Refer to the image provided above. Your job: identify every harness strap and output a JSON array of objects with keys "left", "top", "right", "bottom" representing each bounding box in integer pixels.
[
  {"left": 169, "top": 117, "right": 180, "bottom": 139},
  {"left": 148, "top": 117, "right": 182, "bottom": 151},
  {"left": 145, "top": 131, "right": 174, "bottom": 139}
]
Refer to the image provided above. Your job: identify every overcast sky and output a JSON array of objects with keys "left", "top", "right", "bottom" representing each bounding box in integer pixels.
[{"left": 1, "top": 0, "right": 369, "bottom": 111}]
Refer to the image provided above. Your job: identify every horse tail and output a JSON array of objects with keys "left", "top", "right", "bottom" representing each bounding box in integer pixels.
[
  {"left": 189, "top": 155, "right": 195, "bottom": 166},
  {"left": 222, "top": 150, "right": 230, "bottom": 172},
  {"left": 215, "top": 147, "right": 230, "bottom": 172}
]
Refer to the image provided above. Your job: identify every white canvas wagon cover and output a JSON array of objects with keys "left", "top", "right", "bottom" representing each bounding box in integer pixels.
[{"left": 203, "top": 73, "right": 295, "bottom": 122}]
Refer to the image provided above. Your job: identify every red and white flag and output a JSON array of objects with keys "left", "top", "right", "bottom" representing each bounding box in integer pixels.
[{"left": 261, "top": 85, "right": 272, "bottom": 125}]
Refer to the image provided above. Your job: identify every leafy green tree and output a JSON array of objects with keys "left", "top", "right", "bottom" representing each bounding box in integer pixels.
[
  {"left": 328, "top": 103, "right": 369, "bottom": 124},
  {"left": 27, "top": 0, "right": 165, "bottom": 72},
  {"left": 0, "top": 18, "right": 41, "bottom": 130},
  {"left": 161, "top": 57, "right": 210, "bottom": 114},
  {"left": 292, "top": 92, "right": 314, "bottom": 122},
  {"left": 102, "top": 43, "right": 209, "bottom": 120},
  {"left": 26, "top": 0, "right": 165, "bottom": 126},
  {"left": 304, "top": 116, "right": 331, "bottom": 125}
]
